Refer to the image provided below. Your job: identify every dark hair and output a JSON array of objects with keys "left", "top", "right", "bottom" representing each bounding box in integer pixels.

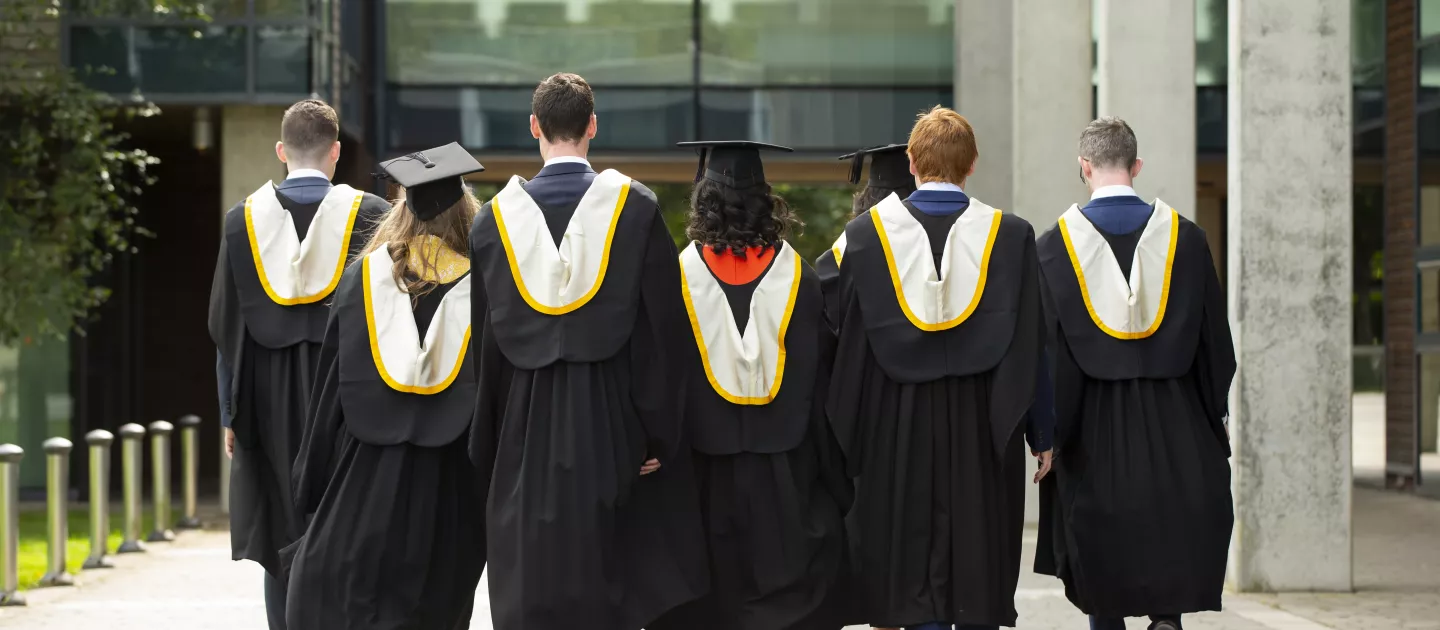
[
  {"left": 851, "top": 183, "right": 917, "bottom": 218},
  {"left": 686, "top": 179, "right": 802, "bottom": 256},
  {"left": 1078, "top": 116, "right": 1138, "bottom": 170},
  {"left": 532, "top": 73, "right": 595, "bottom": 143},
  {"left": 280, "top": 99, "right": 339, "bottom": 162}
]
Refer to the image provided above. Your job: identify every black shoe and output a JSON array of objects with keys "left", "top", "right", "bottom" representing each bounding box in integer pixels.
[{"left": 1149, "top": 621, "right": 1180, "bottom": 630}]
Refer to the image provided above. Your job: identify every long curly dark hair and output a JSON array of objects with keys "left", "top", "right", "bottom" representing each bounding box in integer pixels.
[
  {"left": 851, "top": 182, "right": 917, "bottom": 218},
  {"left": 686, "top": 178, "right": 803, "bottom": 255}
]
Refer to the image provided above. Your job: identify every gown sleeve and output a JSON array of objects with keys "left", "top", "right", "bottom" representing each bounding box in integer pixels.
[
  {"left": 1192, "top": 240, "right": 1236, "bottom": 455},
  {"left": 208, "top": 225, "right": 245, "bottom": 430},
  {"left": 292, "top": 306, "right": 344, "bottom": 522},
  {"left": 626, "top": 212, "right": 689, "bottom": 463},
  {"left": 815, "top": 250, "right": 841, "bottom": 332},
  {"left": 469, "top": 269, "right": 511, "bottom": 496},
  {"left": 824, "top": 248, "right": 867, "bottom": 477},
  {"left": 983, "top": 227, "right": 1044, "bottom": 457},
  {"left": 810, "top": 306, "right": 854, "bottom": 513}
]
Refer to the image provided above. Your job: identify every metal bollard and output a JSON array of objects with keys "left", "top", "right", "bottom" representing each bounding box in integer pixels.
[
  {"left": 117, "top": 424, "right": 146, "bottom": 553},
  {"left": 0, "top": 444, "right": 24, "bottom": 606},
  {"left": 39, "top": 438, "right": 74, "bottom": 587},
  {"left": 83, "top": 430, "right": 115, "bottom": 569},
  {"left": 146, "top": 420, "right": 175, "bottom": 543},
  {"left": 219, "top": 428, "right": 230, "bottom": 515},
  {"left": 176, "top": 415, "right": 202, "bottom": 530}
]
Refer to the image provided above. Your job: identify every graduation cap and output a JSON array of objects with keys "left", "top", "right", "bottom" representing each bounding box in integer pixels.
[
  {"left": 839, "top": 144, "right": 911, "bottom": 188},
  {"left": 677, "top": 140, "right": 794, "bottom": 188},
  {"left": 376, "top": 142, "right": 484, "bottom": 221}
]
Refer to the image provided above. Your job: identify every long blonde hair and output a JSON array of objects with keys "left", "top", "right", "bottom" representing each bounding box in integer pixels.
[{"left": 357, "top": 186, "right": 480, "bottom": 302}]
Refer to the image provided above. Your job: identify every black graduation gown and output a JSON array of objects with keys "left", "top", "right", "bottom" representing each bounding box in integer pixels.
[
  {"left": 1033, "top": 213, "right": 1236, "bottom": 619},
  {"left": 815, "top": 248, "right": 841, "bottom": 332},
  {"left": 208, "top": 188, "right": 387, "bottom": 576},
  {"left": 650, "top": 245, "right": 852, "bottom": 630},
  {"left": 284, "top": 260, "right": 484, "bottom": 630},
  {"left": 827, "top": 203, "right": 1044, "bottom": 628},
  {"left": 468, "top": 180, "right": 708, "bottom": 630}
]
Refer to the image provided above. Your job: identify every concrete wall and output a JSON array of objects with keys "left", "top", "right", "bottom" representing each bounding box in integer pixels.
[
  {"left": 220, "top": 106, "right": 289, "bottom": 213},
  {"left": 956, "top": 0, "right": 1013, "bottom": 211},
  {"left": 1096, "top": 0, "right": 1197, "bottom": 219},
  {"left": 1227, "top": 0, "right": 1353, "bottom": 592},
  {"left": 1011, "top": 0, "right": 1092, "bottom": 232}
]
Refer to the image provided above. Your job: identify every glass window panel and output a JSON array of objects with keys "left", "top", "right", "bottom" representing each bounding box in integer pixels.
[
  {"left": 1352, "top": 0, "right": 1385, "bottom": 87},
  {"left": 256, "top": 0, "right": 309, "bottom": 17},
  {"left": 1425, "top": 0, "right": 1440, "bottom": 38},
  {"left": 387, "top": 0, "right": 694, "bottom": 86},
  {"left": 1353, "top": 185, "right": 1384, "bottom": 346},
  {"left": 1422, "top": 186, "right": 1440, "bottom": 247},
  {"left": 0, "top": 338, "right": 71, "bottom": 489},
  {"left": 68, "top": 0, "right": 244, "bottom": 18},
  {"left": 1419, "top": 355, "right": 1440, "bottom": 464},
  {"left": 1423, "top": 44, "right": 1440, "bottom": 91},
  {"left": 1197, "top": 86, "right": 1225, "bottom": 153},
  {"left": 1423, "top": 267, "right": 1440, "bottom": 334},
  {"left": 257, "top": 25, "right": 311, "bottom": 93},
  {"left": 389, "top": 87, "right": 694, "bottom": 151},
  {"left": 700, "top": 0, "right": 952, "bottom": 86},
  {"left": 700, "top": 87, "right": 950, "bottom": 150},
  {"left": 70, "top": 26, "right": 247, "bottom": 94},
  {"left": 1195, "top": 0, "right": 1227, "bottom": 86}
]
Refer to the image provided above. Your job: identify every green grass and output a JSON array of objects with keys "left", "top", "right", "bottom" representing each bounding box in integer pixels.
[{"left": 16, "top": 507, "right": 154, "bottom": 590}]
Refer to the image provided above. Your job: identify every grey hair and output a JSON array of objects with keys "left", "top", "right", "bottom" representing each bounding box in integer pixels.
[{"left": 1078, "top": 117, "right": 1137, "bottom": 170}]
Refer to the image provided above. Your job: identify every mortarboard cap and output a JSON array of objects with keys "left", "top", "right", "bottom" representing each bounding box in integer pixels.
[
  {"left": 376, "top": 142, "right": 484, "bottom": 221},
  {"left": 677, "top": 140, "right": 794, "bottom": 188},
  {"left": 838, "top": 144, "right": 911, "bottom": 188}
]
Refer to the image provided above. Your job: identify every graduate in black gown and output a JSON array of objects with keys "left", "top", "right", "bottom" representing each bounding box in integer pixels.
[
  {"left": 650, "top": 141, "right": 852, "bottom": 630},
  {"left": 816, "top": 144, "right": 917, "bottom": 330},
  {"left": 467, "top": 73, "right": 708, "bottom": 630},
  {"left": 285, "top": 143, "right": 487, "bottom": 630},
  {"left": 208, "top": 100, "right": 388, "bottom": 629},
  {"left": 1033, "top": 118, "right": 1235, "bottom": 630},
  {"left": 827, "top": 107, "right": 1046, "bottom": 630}
]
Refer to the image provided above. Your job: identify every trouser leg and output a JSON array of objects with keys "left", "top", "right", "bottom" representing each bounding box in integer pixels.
[{"left": 264, "top": 571, "right": 288, "bottom": 630}]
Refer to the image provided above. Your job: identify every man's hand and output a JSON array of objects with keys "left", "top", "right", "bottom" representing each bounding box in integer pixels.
[
  {"left": 225, "top": 428, "right": 235, "bottom": 459},
  {"left": 639, "top": 458, "right": 662, "bottom": 475},
  {"left": 1033, "top": 449, "right": 1054, "bottom": 483}
]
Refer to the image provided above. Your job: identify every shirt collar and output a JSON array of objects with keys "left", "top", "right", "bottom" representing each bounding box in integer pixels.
[
  {"left": 918, "top": 181, "right": 963, "bottom": 193},
  {"left": 1090, "top": 184, "right": 1138, "bottom": 200},
  {"left": 543, "top": 155, "right": 591, "bottom": 168},
  {"left": 285, "top": 168, "right": 330, "bottom": 181}
]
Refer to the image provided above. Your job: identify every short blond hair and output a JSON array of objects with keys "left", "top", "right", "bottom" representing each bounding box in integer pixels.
[{"left": 906, "top": 106, "right": 978, "bottom": 185}]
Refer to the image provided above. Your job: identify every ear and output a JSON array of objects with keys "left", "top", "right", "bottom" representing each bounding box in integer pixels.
[
  {"left": 530, "top": 115, "right": 543, "bottom": 140},
  {"left": 275, "top": 141, "right": 287, "bottom": 164},
  {"left": 1131, "top": 157, "right": 1144, "bottom": 179},
  {"left": 330, "top": 141, "right": 341, "bottom": 164},
  {"left": 908, "top": 155, "right": 918, "bottom": 176},
  {"left": 1077, "top": 156, "right": 1090, "bottom": 181},
  {"left": 966, "top": 161, "right": 976, "bottom": 179},
  {"left": 586, "top": 114, "right": 598, "bottom": 140}
]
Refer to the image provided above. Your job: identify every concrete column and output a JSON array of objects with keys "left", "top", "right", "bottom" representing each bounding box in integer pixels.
[
  {"left": 955, "top": 0, "right": 1013, "bottom": 211},
  {"left": 1096, "top": 0, "right": 1196, "bottom": 219},
  {"left": 1011, "top": 0, "right": 1092, "bottom": 231},
  {"left": 1227, "top": 0, "right": 1352, "bottom": 592},
  {"left": 220, "top": 106, "right": 288, "bottom": 214}
]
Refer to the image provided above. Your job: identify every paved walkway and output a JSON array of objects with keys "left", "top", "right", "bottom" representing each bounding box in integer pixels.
[{"left": 0, "top": 486, "right": 1433, "bottom": 629}]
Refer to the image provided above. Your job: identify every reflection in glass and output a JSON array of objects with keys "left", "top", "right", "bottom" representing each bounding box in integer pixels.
[
  {"left": 0, "top": 338, "right": 71, "bottom": 489},
  {"left": 257, "top": 25, "right": 311, "bottom": 93},
  {"left": 255, "top": 0, "right": 308, "bottom": 17},
  {"left": 67, "top": 0, "right": 244, "bottom": 17},
  {"left": 1353, "top": 185, "right": 1384, "bottom": 346},
  {"left": 1353, "top": 0, "right": 1384, "bottom": 87},
  {"left": 387, "top": 0, "right": 694, "bottom": 86},
  {"left": 1424, "top": 187, "right": 1440, "bottom": 248},
  {"left": 70, "top": 26, "right": 247, "bottom": 94},
  {"left": 1425, "top": 0, "right": 1440, "bottom": 39},
  {"left": 1418, "top": 354, "right": 1440, "bottom": 460},
  {"left": 700, "top": 0, "right": 951, "bottom": 86},
  {"left": 389, "top": 87, "right": 695, "bottom": 151},
  {"left": 1423, "top": 266, "right": 1440, "bottom": 333},
  {"left": 701, "top": 88, "right": 950, "bottom": 150},
  {"left": 1195, "top": 0, "right": 1226, "bottom": 86}
]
